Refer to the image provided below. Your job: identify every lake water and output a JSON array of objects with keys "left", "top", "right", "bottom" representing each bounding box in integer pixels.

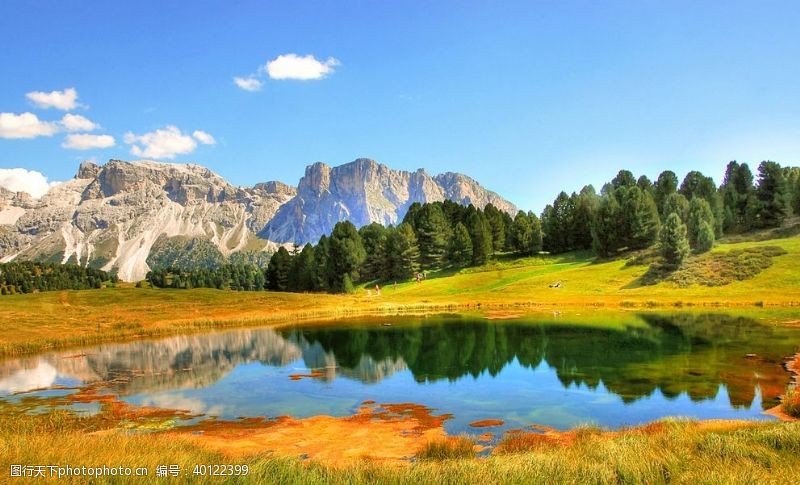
[{"left": 1, "top": 312, "right": 798, "bottom": 435}]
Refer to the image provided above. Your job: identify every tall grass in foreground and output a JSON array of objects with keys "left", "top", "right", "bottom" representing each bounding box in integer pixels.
[
  {"left": 783, "top": 387, "right": 800, "bottom": 418},
  {"left": 2, "top": 412, "right": 799, "bottom": 484}
]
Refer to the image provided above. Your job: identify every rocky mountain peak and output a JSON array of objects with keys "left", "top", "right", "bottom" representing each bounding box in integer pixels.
[
  {"left": 1, "top": 157, "right": 517, "bottom": 281},
  {"left": 76, "top": 160, "right": 100, "bottom": 179},
  {"left": 261, "top": 158, "right": 517, "bottom": 244}
]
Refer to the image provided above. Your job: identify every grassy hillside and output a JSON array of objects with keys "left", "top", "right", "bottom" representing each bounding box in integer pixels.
[{"left": 1, "top": 233, "right": 799, "bottom": 356}]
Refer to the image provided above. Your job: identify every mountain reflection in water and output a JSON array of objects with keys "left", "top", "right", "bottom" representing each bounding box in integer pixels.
[{"left": 1, "top": 312, "right": 797, "bottom": 431}]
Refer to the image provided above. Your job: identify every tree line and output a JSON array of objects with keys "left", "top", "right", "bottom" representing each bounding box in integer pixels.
[
  {"left": 0, "top": 261, "right": 117, "bottom": 295},
  {"left": 148, "top": 160, "right": 800, "bottom": 292}
]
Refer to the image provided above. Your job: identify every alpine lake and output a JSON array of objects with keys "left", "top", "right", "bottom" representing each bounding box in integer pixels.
[{"left": 1, "top": 312, "right": 798, "bottom": 443}]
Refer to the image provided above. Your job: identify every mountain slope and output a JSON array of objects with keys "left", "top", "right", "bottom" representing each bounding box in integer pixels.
[
  {"left": 260, "top": 158, "right": 516, "bottom": 243},
  {"left": 0, "top": 158, "right": 516, "bottom": 281}
]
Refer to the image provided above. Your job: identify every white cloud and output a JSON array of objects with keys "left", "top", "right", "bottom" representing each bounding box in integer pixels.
[
  {"left": 124, "top": 125, "right": 199, "bottom": 159},
  {"left": 62, "top": 133, "right": 115, "bottom": 150},
  {"left": 25, "top": 87, "right": 80, "bottom": 110},
  {"left": 0, "top": 168, "right": 60, "bottom": 199},
  {"left": 61, "top": 113, "right": 97, "bottom": 132},
  {"left": 233, "top": 76, "right": 263, "bottom": 91},
  {"left": 265, "top": 54, "right": 340, "bottom": 80},
  {"left": 192, "top": 130, "right": 216, "bottom": 145},
  {"left": 0, "top": 112, "right": 60, "bottom": 139},
  {"left": 0, "top": 361, "right": 57, "bottom": 393}
]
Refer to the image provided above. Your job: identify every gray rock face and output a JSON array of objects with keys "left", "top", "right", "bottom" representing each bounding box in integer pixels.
[
  {"left": 0, "top": 160, "right": 296, "bottom": 281},
  {"left": 0, "top": 158, "right": 516, "bottom": 281},
  {"left": 260, "top": 158, "right": 516, "bottom": 243}
]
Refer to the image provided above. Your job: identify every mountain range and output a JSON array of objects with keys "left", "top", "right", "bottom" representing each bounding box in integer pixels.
[{"left": 0, "top": 158, "right": 516, "bottom": 281}]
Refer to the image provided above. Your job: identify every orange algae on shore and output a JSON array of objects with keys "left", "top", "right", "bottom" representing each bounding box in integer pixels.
[
  {"left": 176, "top": 402, "right": 452, "bottom": 466},
  {"left": 288, "top": 372, "right": 325, "bottom": 381},
  {"left": 469, "top": 419, "right": 504, "bottom": 428}
]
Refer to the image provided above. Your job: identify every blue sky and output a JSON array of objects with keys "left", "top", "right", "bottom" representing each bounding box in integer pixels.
[{"left": 1, "top": 0, "right": 799, "bottom": 211}]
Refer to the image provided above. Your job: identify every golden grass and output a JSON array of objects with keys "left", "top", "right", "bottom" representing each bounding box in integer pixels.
[
  {"left": 416, "top": 436, "right": 477, "bottom": 460},
  {"left": 2, "top": 411, "right": 799, "bottom": 484}
]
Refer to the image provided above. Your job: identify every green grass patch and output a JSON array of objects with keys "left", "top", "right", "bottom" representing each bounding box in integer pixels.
[
  {"left": 641, "top": 246, "right": 787, "bottom": 287},
  {"left": 670, "top": 246, "right": 787, "bottom": 287}
]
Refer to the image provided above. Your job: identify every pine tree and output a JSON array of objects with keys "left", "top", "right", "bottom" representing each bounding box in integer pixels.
[
  {"left": 755, "top": 161, "right": 789, "bottom": 228},
  {"left": 311, "top": 235, "right": 331, "bottom": 291},
  {"left": 414, "top": 204, "right": 450, "bottom": 270},
  {"left": 326, "top": 221, "right": 366, "bottom": 292},
  {"left": 529, "top": 211, "right": 543, "bottom": 254},
  {"left": 679, "top": 171, "right": 723, "bottom": 236},
  {"left": 687, "top": 197, "right": 715, "bottom": 249},
  {"left": 449, "top": 222, "right": 473, "bottom": 266},
  {"left": 662, "top": 192, "right": 689, "bottom": 222},
  {"left": 570, "top": 187, "right": 598, "bottom": 250},
  {"left": 794, "top": 175, "right": 800, "bottom": 216},
  {"left": 720, "top": 161, "right": 755, "bottom": 231},
  {"left": 695, "top": 220, "right": 715, "bottom": 254},
  {"left": 619, "top": 186, "right": 660, "bottom": 250},
  {"left": 288, "top": 243, "right": 315, "bottom": 291},
  {"left": 542, "top": 191, "right": 574, "bottom": 253},
  {"left": 385, "top": 223, "right": 420, "bottom": 279},
  {"left": 266, "top": 247, "right": 292, "bottom": 291},
  {"left": 358, "top": 223, "right": 388, "bottom": 280},
  {"left": 591, "top": 194, "right": 621, "bottom": 257},
  {"left": 483, "top": 204, "right": 507, "bottom": 252},
  {"left": 467, "top": 210, "right": 493, "bottom": 265},
  {"left": 611, "top": 170, "right": 636, "bottom": 189},
  {"left": 509, "top": 211, "right": 533, "bottom": 254},
  {"left": 660, "top": 212, "right": 690, "bottom": 269},
  {"left": 654, "top": 170, "right": 679, "bottom": 216}
]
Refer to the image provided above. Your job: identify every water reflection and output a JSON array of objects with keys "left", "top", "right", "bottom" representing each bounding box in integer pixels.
[{"left": 0, "top": 312, "right": 797, "bottom": 431}]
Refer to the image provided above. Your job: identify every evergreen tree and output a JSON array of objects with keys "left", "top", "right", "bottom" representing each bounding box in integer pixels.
[
  {"left": 755, "top": 161, "right": 789, "bottom": 228},
  {"left": 449, "top": 222, "right": 473, "bottom": 266},
  {"left": 611, "top": 170, "right": 636, "bottom": 189},
  {"left": 385, "top": 223, "right": 420, "bottom": 279},
  {"left": 528, "top": 211, "right": 544, "bottom": 255},
  {"left": 288, "top": 243, "right": 315, "bottom": 291},
  {"left": 483, "top": 204, "right": 507, "bottom": 252},
  {"left": 679, "top": 170, "right": 723, "bottom": 236},
  {"left": 509, "top": 210, "right": 543, "bottom": 255},
  {"left": 591, "top": 194, "right": 621, "bottom": 257},
  {"left": 660, "top": 213, "right": 690, "bottom": 269},
  {"left": 542, "top": 191, "right": 574, "bottom": 253},
  {"left": 266, "top": 246, "right": 292, "bottom": 291},
  {"left": 619, "top": 186, "right": 660, "bottom": 250},
  {"left": 687, "top": 197, "right": 715, "bottom": 249},
  {"left": 414, "top": 203, "right": 450, "bottom": 269},
  {"left": 509, "top": 211, "right": 533, "bottom": 255},
  {"left": 637, "top": 175, "right": 654, "bottom": 195},
  {"left": 653, "top": 170, "right": 678, "bottom": 216},
  {"left": 695, "top": 220, "right": 715, "bottom": 254},
  {"left": 311, "top": 235, "right": 331, "bottom": 291},
  {"left": 720, "top": 161, "right": 755, "bottom": 231},
  {"left": 358, "top": 223, "right": 388, "bottom": 280},
  {"left": 570, "top": 187, "right": 598, "bottom": 250},
  {"left": 654, "top": 170, "right": 678, "bottom": 217},
  {"left": 794, "top": 174, "right": 800, "bottom": 216},
  {"left": 326, "top": 221, "right": 366, "bottom": 292},
  {"left": 662, "top": 192, "right": 689, "bottom": 223},
  {"left": 467, "top": 209, "right": 493, "bottom": 265}
]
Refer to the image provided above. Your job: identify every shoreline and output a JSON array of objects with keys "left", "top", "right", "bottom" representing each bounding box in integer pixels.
[{"left": 2, "top": 287, "right": 800, "bottom": 358}]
